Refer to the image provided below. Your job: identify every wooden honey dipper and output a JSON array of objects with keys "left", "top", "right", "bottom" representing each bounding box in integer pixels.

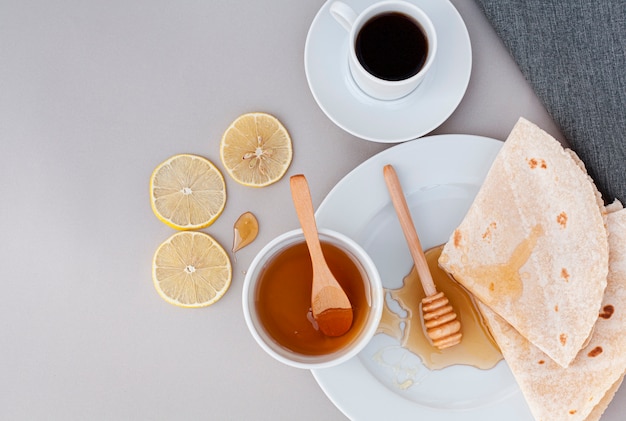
[{"left": 383, "top": 164, "right": 462, "bottom": 350}]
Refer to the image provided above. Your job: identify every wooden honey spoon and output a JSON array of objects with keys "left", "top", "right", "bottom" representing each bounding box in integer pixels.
[
  {"left": 290, "top": 174, "right": 353, "bottom": 337},
  {"left": 383, "top": 164, "right": 462, "bottom": 350}
]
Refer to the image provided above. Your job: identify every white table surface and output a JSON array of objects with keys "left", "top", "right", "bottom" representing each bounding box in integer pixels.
[{"left": 1, "top": 0, "right": 623, "bottom": 419}]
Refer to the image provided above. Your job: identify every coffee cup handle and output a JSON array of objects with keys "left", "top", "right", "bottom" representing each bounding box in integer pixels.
[{"left": 330, "top": 1, "right": 357, "bottom": 32}]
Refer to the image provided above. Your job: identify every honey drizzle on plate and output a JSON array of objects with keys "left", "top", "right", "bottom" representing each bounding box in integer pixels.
[{"left": 377, "top": 245, "right": 502, "bottom": 370}]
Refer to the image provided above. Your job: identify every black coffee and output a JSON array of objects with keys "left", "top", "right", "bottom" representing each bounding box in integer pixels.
[{"left": 355, "top": 12, "right": 428, "bottom": 81}]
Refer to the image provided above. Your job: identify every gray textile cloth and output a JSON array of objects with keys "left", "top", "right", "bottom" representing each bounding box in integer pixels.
[{"left": 475, "top": 0, "right": 626, "bottom": 204}]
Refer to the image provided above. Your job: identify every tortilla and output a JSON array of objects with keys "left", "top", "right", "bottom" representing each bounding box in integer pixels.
[
  {"left": 585, "top": 375, "right": 624, "bottom": 421},
  {"left": 477, "top": 203, "right": 626, "bottom": 420},
  {"left": 439, "top": 118, "right": 609, "bottom": 367}
]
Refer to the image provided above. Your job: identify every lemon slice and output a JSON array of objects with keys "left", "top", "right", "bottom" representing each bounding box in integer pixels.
[
  {"left": 152, "top": 231, "right": 232, "bottom": 308},
  {"left": 220, "top": 112, "right": 293, "bottom": 187},
  {"left": 150, "top": 154, "right": 226, "bottom": 230}
]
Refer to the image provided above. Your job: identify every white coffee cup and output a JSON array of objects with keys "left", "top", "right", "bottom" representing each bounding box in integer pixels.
[{"left": 330, "top": 0, "right": 437, "bottom": 101}]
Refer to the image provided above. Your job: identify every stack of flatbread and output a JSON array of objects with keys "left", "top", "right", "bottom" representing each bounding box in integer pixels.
[{"left": 439, "top": 118, "right": 626, "bottom": 420}]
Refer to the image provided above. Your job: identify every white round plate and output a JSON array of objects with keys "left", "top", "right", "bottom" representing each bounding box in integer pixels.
[
  {"left": 304, "top": 0, "right": 472, "bottom": 143},
  {"left": 311, "top": 135, "right": 534, "bottom": 420}
]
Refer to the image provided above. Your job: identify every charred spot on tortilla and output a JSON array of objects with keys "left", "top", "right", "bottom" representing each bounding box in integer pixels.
[
  {"left": 556, "top": 211, "right": 568, "bottom": 228},
  {"left": 538, "top": 359, "right": 545, "bottom": 364},
  {"left": 453, "top": 229, "right": 463, "bottom": 248},
  {"left": 482, "top": 222, "right": 497, "bottom": 241},
  {"left": 599, "top": 305, "right": 614, "bottom": 319},
  {"left": 560, "top": 333, "right": 567, "bottom": 346},
  {"left": 587, "top": 346, "right": 603, "bottom": 358},
  {"left": 561, "top": 268, "right": 570, "bottom": 281},
  {"left": 527, "top": 157, "right": 548, "bottom": 170},
  {"left": 554, "top": 305, "right": 559, "bottom": 312}
]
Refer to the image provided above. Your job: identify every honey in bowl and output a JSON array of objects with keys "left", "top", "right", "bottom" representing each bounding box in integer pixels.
[{"left": 255, "top": 240, "right": 370, "bottom": 355}]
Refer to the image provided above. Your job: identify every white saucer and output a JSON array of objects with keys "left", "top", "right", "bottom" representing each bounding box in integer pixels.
[{"left": 304, "top": 0, "right": 472, "bottom": 143}]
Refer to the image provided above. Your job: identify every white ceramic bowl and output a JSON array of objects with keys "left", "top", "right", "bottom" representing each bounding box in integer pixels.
[{"left": 242, "top": 228, "right": 383, "bottom": 369}]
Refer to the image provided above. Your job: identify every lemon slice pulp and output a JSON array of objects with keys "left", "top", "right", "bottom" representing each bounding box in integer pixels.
[
  {"left": 150, "top": 154, "right": 226, "bottom": 230},
  {"left": 220, "top": 112, "right": 293, "bottom": 187},
  {"left": 152, "top": 231, "right": 232, "bottom": 308}
]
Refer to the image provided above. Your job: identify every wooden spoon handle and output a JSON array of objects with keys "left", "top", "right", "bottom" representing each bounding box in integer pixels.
[
  {"left": 383, "top": 164, "right": 438, "bottom": 297},
  {"left": 290, "top": 174, "right": 326, "bottom": 268}
]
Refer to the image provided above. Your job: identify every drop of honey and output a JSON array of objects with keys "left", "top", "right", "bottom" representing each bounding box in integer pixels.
[
  {"left": 377, "top": 245, "right": 502, "bottom": 371},
  {"left": 232, "top": 211, "right": 259, "bottom": 253}
]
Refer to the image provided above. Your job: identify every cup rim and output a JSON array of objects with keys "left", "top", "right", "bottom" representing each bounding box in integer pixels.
[
  {"left": 348, "top": 0, "right": 438, "bottom": 87},
  {"left": 242, "top": 228, "right": 383, "bottom": 369}
]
